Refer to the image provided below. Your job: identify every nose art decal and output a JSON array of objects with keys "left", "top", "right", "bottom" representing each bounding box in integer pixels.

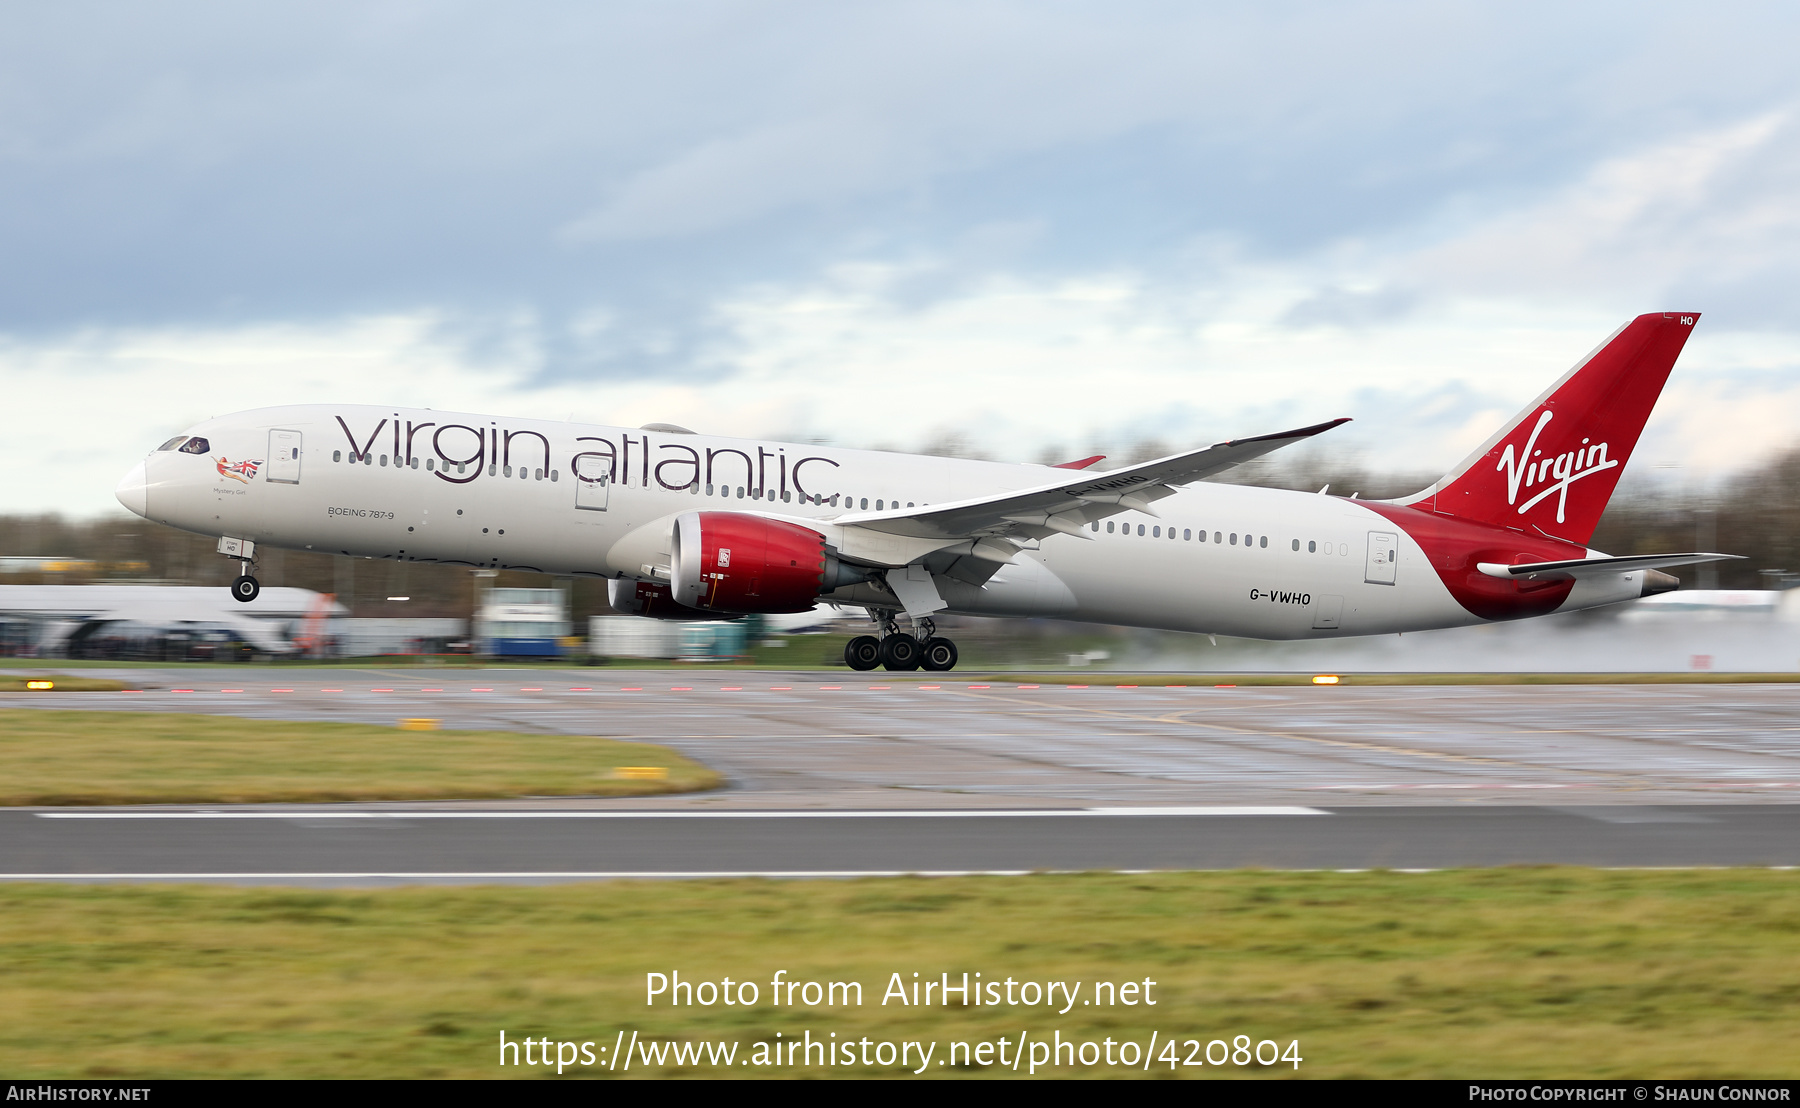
[{"left": 215, "top": 456, "right": 264, "bottom": 483}]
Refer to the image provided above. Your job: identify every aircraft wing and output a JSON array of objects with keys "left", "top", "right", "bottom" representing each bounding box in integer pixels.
[
  {"left": 827, "top": 418, "right": 1349, "bottom": 576},
  {"left": 1476, "top": 552, "right": 1743, "bottom": 581}
]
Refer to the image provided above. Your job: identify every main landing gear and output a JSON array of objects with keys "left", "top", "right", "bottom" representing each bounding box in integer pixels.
[{"left": 844, "top": 615, "right": 959, "bottom": 672}]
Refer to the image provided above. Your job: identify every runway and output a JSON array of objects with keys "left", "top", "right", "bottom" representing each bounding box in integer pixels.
[
  {"left": 7, "top": 667, "right": 1800, "bottom": 807},
  {"left": 5, "top": 667, "right": 1799, "bottom": 881},
  {"left": 6, "top": 805, "right": 1798, "bottom": 883}
]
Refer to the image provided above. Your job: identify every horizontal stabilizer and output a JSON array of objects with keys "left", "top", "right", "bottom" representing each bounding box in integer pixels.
[{"left": 1476, "top": 552, "right": 1743, "bottom": 581}]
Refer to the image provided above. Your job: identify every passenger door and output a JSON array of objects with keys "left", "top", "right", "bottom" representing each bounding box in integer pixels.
[
  {"left": 1364, "top": 531, "right": 1397, "bottom": 585},
  {"left": 575, "top": 472, "right": 610, "bottom": 512},
  {"left": 266, "top": 429, "right": 303, "bottom": 485}
]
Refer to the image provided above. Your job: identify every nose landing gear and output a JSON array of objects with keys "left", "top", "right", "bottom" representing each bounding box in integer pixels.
[
  {"left": 216, "top": 538, "right": 262, "bottom": 603},
  {"left": 844, "top": 613, "right": 958, "bottom": 672}
]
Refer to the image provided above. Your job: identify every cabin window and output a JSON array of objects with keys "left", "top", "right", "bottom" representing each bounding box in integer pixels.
[
  {"left": 705, "top": 484, "right": 714, "bottom": 495},
  {"left": 503, "top": 465, "right": 512, "bottom": 477},
  {"left": 860, "top": 498, "right": 868, "bottom": 510},
  {"left": 551, "top": 470, "right": 559, "bottom": 482},
  {"left": 1230, "top": 533, "right": 1237, "bottom": 545},
  {"left": 1107, "top": 521, "right": 1115, "bottom": 533},
  {"left": 178, "top": 437, "right": 210, "bottom": 455},
  {"left": 1152, "top": 526, "right": 1160, "bottom": 537},
  {"left": 1183, "top": 529, "right": 1191, "bottom": 541},
  {"left": 1090, "top": 522, "right": 1099, "bottom": 532},
  {"left": 1198, "top": 530, "right": 1206, "bottom": 542},
  {"left": 1291, "top": 539, "right": 1299, "bottom": 551},
  {"left": 332, "top": 450, "right": 342, "bottom": 462},
  {"left": 456, "top": 463, "right": 465, "bottom": 474},
  {"left": 1308, "top": 540, "right": 1316, "bottom": 552},
  {"left": 737, "top": 487, "right": 745, "bottom": 498},
  {"left": 409, "top": 457, "right": 418, "bottom": 469},
  {"left": 781, "top": 491, "right": 790, "bottom": 502},
  {"left": 364, "top": 453, "right": 373, "bottom": 465},
  {"left": 426, "top": 458, "right": 435, "bottom": 471},
  {"left": 876, "top": 500, "right": 884, "bottom": 510},
  {"left": 1260, "top": 536, "right": 1268, "bottom": 548}
]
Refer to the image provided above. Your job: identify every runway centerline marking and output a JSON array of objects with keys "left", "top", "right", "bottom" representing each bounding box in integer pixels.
[{"left": 34, "top": 806, "right": 1328, "bottom": 820}]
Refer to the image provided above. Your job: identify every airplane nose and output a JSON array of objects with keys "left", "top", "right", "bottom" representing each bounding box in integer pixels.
[{"left": 115, "top": 459, "right": 150, "bottom": 518}]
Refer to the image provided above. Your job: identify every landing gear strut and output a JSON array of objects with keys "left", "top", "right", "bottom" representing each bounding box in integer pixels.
[
  {"left": 843, "top": 612, "right": 959, "bottom": 672},
  {"left": 218, "top": 538, "right": 262, "bottom": 603}
]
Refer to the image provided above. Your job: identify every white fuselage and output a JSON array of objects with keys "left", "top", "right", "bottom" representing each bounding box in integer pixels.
[{"left": 123, "top": 404, "right": 1649, "bottom": 639}]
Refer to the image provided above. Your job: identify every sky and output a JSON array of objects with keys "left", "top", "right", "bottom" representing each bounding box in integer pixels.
[{"left": 6, "top": 1, "right": 1800, "bottom": 516}]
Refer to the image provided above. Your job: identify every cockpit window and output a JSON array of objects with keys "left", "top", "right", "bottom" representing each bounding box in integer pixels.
[
  {"left": 178, "top": 437, "right": 210, "bottom": 455},
  {"left": 157, "top": 436, "right": 188, "bottom": 451}
]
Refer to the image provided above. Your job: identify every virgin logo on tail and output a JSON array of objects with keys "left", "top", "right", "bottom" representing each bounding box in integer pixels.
[{"left": 1495, "top": 410, "right": 1618, "bottom": 524}]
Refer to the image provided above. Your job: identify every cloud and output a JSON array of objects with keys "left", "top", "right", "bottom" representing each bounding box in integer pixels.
[
  {"left": 1411, "top": 112, "right": 1800, "bottom": 305},
  {"left": 19, "top": 262, "right": 1798, "bottom": 518},
  {"left": 9, "top": 4, "right": 1800, "bottom": 515}
]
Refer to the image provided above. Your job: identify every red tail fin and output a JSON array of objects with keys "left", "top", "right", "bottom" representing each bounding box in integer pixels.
[{"left": 1397, "top": 312, "right": 1700, "bottom": 545}]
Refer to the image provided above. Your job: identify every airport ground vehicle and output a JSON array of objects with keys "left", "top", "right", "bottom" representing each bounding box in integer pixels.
[{"left": 115, "top": 313, "right": 1731, "bottom": 670}]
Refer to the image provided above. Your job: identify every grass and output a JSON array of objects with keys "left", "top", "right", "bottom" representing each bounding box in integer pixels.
[
  {"left": 0, "top": 710, "right": 720, "bottom": 805},
  {"left": 0, "top": 869, "right": 1796, "bottom": 1078},
  {"left": 0, "top": 674, "right": 126, "bottom": 692}
]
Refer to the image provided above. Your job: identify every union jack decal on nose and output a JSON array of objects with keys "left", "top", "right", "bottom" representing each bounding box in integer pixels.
[{"left": 215, "top": 457, "right": 263, "bottom": 483}]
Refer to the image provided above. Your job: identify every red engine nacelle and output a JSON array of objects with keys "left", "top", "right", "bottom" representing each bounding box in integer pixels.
[
  {"left": 671, "top": 511, "right": 836, "bottom": 615},
  {"left": 607, "top": 579, "right": 736, "bottom": 621}
]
